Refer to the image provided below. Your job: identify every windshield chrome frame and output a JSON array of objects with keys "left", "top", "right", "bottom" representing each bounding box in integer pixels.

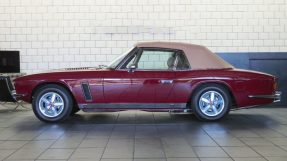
[
  {"left": 113, "top": 47, "right": 139, "bottom": 70},
  {"left": 107, "top": 47, "right": 137, "bottom": 69}
]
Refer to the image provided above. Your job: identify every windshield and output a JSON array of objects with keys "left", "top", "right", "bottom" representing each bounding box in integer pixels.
[{"left": 107, "top": 47, "right": 135, "bottom": 69}]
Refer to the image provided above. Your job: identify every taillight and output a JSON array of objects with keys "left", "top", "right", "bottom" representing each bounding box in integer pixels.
[{"left": 273, "top": 79, "right": 278, "bottom": 91}]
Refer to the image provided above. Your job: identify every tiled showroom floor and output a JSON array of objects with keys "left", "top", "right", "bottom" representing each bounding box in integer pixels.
[{"left": 0, "top": 104, "right": 287, "bottom": 161}]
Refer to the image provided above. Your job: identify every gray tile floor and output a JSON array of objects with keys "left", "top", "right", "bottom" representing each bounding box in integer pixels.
[{"left": 0, "top": 103, "right": 287, "bottom": 161}]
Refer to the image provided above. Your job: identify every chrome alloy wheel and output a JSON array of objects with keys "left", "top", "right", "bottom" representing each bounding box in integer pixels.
[
  {"left": 198, "top": 90, "right": 225, "bottom": 117},
  {"left": 38, "top": 92, "right": 64, "bottom": 118}
]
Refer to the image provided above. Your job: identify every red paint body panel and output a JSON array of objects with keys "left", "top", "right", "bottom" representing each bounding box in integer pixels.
[
  {"left": 103, "top": 70, "right": 133, "bottom": 103},
  {"left": 174, "top": 69, "right": 275, "bottom": 107},
  {"left": 130, "top": 71, "right": 175, "bottom": 103},
  {"left": 14, "top": 67, "right": 276, "bottom": 110}
]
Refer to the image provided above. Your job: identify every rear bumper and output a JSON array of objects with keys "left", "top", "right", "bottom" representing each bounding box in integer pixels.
[{"left": 248, "top": 91, "right": 282, "bottom": 102}]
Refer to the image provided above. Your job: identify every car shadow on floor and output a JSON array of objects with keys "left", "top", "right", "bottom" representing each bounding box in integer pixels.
[
  {"left": 2, "top": 105, "right": 284, "bottom": 135},
  {"left": 34, "top": 111, "right": 283, "bottom": 130}
]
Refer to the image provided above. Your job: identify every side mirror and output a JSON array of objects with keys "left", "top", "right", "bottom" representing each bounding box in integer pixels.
[{"left": 128, "top": 64, "right": 136, "bottom": 72}]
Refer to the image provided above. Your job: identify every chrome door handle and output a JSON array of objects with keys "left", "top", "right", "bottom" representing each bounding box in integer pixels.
[{"left": 160, "top": 80, "right": 173, "bottom": 84}]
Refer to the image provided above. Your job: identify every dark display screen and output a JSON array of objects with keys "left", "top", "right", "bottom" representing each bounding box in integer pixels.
[{"left": 0, "top": 51, "right": 20, "bottom": 73}]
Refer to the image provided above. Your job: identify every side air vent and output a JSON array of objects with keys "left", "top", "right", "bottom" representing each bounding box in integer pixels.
[
  {"left": 81, "top": 82, "right": 92, "bottom": 101},
  {"left": 65, "top": 67, "right": 91, "bottom": 70}
]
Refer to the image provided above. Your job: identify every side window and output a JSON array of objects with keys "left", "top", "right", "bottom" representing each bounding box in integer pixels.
[
  {"left": 137, "top": 50, "right": 176, "bottom": 70},
  {"left": 176, "top": 52, "right": 191, "bottom": 70}
]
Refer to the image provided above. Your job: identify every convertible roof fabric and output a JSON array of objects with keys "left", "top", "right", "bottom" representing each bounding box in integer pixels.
[{"left": 136, "top": 41, "right": 234, "bottom": 70}]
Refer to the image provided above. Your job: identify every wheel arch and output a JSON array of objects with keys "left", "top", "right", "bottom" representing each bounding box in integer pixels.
[
  {"left": 31, "top": 81, "right": 77, "bottom": 106},
  {"left": 187, "top": 81, "right": 237, "bottom": 109}
]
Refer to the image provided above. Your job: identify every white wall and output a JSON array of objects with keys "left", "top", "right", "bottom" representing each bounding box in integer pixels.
[{"left": 0, "top": 0, "right": 286, "bottom": 74}]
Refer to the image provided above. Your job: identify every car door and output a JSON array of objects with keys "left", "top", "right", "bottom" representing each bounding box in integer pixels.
[
  {"left": 127, "top": 48, "right": 178, "bottom": 106},
  {"left": 102, "top": 48, "right": 137, "bottom": 103},
  {"left": 103, "top": 47, "right": 191, "bottom": 109},
  {"left": 103, "top": 70, "right": 134, "bottom": 103}
]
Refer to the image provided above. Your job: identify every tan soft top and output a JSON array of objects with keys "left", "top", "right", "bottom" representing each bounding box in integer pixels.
[{"left": 136, "top": 41, "right": 233, "bottom": 70}]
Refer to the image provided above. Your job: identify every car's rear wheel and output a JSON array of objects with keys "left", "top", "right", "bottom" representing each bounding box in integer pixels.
[
  {"left": 191, "top": 84, "right": 230, "bottom": 121},
  {"left": 32, "top": 84, "right": 73, "bottom": 122}
]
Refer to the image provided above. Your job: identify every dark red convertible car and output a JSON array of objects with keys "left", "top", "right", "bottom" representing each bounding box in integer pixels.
[{"left": 0, "top": 42, "right": 281, "bottom": 122}]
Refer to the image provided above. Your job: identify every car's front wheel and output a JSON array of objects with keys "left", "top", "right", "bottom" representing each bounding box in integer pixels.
[
  {"left": 70, "top": 105, "right": 80, "bottom": 115},
  {"left": 191, "top": 84, "right": 230, "bottom": 121},
  {"left": 32, "top": 84, "right": 73, "bottom": 122}
]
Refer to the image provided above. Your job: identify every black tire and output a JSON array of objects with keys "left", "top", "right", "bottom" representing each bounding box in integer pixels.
[
  {"left": 191, "top": 84, "right": 230, "bottom": 121},
  {"left": 70, "top": 105, "right": 80, "bottom": 115},
  {"left": 32, "top": 84, "right": 73, "bottom": 123}
]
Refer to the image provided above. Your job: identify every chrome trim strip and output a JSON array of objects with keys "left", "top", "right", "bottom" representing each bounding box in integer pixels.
[
  {"left": 230, "top": 105, "right": 261, "bottom": 111},
  {"left": 13, "top": 93, "right": 26, "bottom": 98},
  {"left": 248, "top": 91, "right": 281, "bottom": 102},
  {"left": 78, "top": 103, "right": 186, "bottom": 109}
]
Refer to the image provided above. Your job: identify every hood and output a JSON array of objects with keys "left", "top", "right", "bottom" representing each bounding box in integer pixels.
[
  {"left": 14, "top": 67, "right": 109, "bottom": 82},
  {"left": 52, "top": 66, "right": 107, "bottom": 71}
]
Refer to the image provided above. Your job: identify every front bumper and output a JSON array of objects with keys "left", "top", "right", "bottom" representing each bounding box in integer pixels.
[
  {"left": 0, "top": 76, "right": 17, "bottom": 102},
  {"left": 248, "top": 91, "right": 282, "bottom": 102}
]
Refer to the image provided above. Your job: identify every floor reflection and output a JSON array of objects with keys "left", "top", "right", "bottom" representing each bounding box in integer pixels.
[{"left": 0, "top": 104, "right": 287, "bottom": 160}]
